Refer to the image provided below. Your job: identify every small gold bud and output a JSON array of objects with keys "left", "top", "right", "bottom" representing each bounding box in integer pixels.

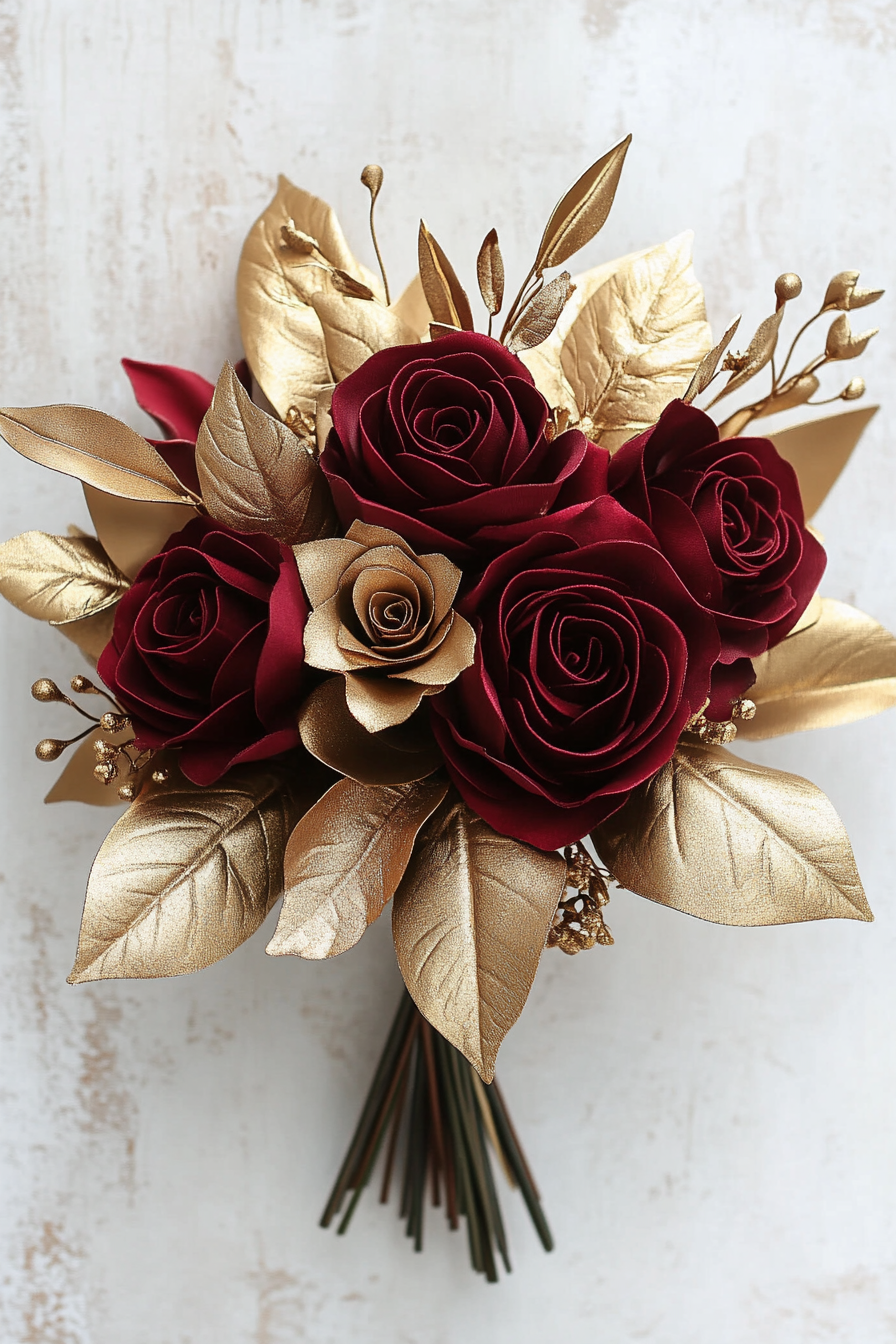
[
  {"left": 151, "top": 768, "right": 170, "bottom": 784},
  {"left": 280, "top": 220, "right": 319, "bottom": 254},
  {"left": 774, "top": 272, "right": 802, "bottom": 305},
  {"left": 118, "top": 782, "right": 137, "bottom": 802},
  {"left": 93, "top": 761, "right": 118, "bottom": 784},
  {"left": 31, "top": 679, "right": 63, "bottom": 703},
  {"left": 100, "top": 711, "right": 130, "bottom": 733},
  {"left": 70, "top": 674, "right": 97, "bottom": 694},
  {"left": 94, "top": 739, "right": 119, "bottom": 762},
  {"left": 825, "top": 312, "right": 879, "bottom": 361},
  {"left": 842, "top": 376, "right": 866, "bottom": 400},
  {"left": 35, "top": 738, "right": 66, "bottom": 761},
  {"left": 360, "top": 163, "right": 384, "bottom": 199},
  {"left": 733, "top": 698, "right": 757, "bottom": 721}
]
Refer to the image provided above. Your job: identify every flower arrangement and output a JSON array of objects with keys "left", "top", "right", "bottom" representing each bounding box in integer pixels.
[{"left": 1, "top": 135, "right": 891, "bottom": 1280}]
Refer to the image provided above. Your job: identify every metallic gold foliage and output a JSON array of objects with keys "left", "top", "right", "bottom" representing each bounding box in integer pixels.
[
  {"left": 392, "top": 792, "right": 567, "bottom": 1081},
  {"left": 45, "top": 731, "right": 156, "bottom": 806},
  {"left": 592, "top": 742, "right": 870, "bottom": 927},
  {"left": 825, "top": 312, "right": 879, "bottom": 362},
  {"left": 67, "top": 762, "right": 321, "bottom": 983},
  {"left": 83, "top": 484, "right": 195, "bottom": 579},
  {"left": 683, "top": 315, "right": 741, "bottom": 403},
  {"left": 737, "top": 598, "right": 896, "bottom": 740},
  {"left": 390, "top": 274, "right": 433, "bottom": 342},
  {"left": 298, "top": 675, "right": 443, "bottom": 785},
  {"left": 311, "top": 291, "right": 418, "bottom": 381},
  {"left": 507, "top": 272, "right": 575, "bottom": 354},
  {"left": 533, "top": 134, "right": 631, "bottom": 273},
  {"left": 0, "top": 531, "right": 129, "bottom": 625},
  {"left": 236, "top": 176, "right": 383, "bottom": 420},
  {"left": 417, "top": 221, "right": 474, "bottom": 332},
  {"left": 476, "top": 229, "right": 504, "bottom": 319},
  {"left": 767, "top": 405, "right": 877, "bottom": 518},
  {"left": 0, "top": 404, "right": 196, "bottom": 504},
  {"left": 195, "top": 362, "right": 336, "bottom": 543},
  {"left": 715, "top": 308, "right": 783, "bottom": 399},
  {"left": 267, "top": 774, "right": 449, "bottom": 960},
  {"left": 823, "top": 270, "right": 884, "bottom": 311},
  {"left": 559, "top": 234, "right": 712, "bottom": 450},
  {"left": 56, "top": 605, "right": 118, "bottom": 665}
]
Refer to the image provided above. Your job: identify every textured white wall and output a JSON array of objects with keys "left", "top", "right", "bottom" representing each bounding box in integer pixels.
[{"left": 1, "top": 2, "right": 895, "bottom": 1340}]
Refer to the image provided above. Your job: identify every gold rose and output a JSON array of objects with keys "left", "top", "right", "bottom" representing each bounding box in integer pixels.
[{"left": 294, "top": 521, "right": 476, "bottom": 734}]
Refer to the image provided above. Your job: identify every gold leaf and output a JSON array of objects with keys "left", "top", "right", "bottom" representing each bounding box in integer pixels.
[
  {"left": 787, "top": 588, "right": 822, "bottom": 637},
  {"left": 737, "top": 598, "right": 896, "bottom": 740},
  {"left": 67, "top": 762, "right": 322, "bottom": 983},
  {"left": 392, "top": 793, "right": 567, "bottom": 1081},
  {"left": 559, "top": 233, "right": 712, "bottom": 449},
  {"left": 0, "top": 531, "right": 129, "bottom": 625},
  {"left": 592, "top": 742, "right": 870, "bottom": 926},
  {"left": 390, "top": 273, "right": 433, "bottom": 342},
  {"left": 298, "top": 676, "right": 442, "bottom": 785},
  {"left": 194, "top": 363, "right": 336, "bottom": 544},
  {"left": 752, "top": 372, "right": 819, "bottom": 419},
  {"left": 507, "top": 272, "right": 574, "bottom": 354},
  {"left": 534, "top": 134, "right": 631, "bottom": 273},
  {"left": 83, "top": 484, "right": 195, "bottom": 580},
  {"left": 236, "top": 175, "right": 382, "bottom": 420},
  {"left": 266, "top": 774, "right": 449, "bottom": 960},
  {"left": 476, "top": 228, "right": 505, "bottom": 317},
  {"left": 310, "top": 291, "right": 418, "bottom": 381},
  {"left": 767, "top": 405, "right": 877, "bottom": 518},
  {"left": 717, "top": 308, "right": 784, "bottom": 399},
  {"left": 683, "top": 315, "right": 741, "bottom": 403},
  {"left": 0, "top": 404, "right": 195, "bottom": 504},
  {"left": 417, "top": 220, "right": 474, "bottom": 332},
  {"left": 56, "top": 604, "right": 118, "bottom": 664},
  {"left": 330, "top": 269, "right": 376, "bottom": 301}
]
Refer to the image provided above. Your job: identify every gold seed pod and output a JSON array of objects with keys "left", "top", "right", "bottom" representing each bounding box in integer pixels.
[
  {"left": 100, "top": 711, "right": 130, "bottom": 732},
  {"left": 733, "top": 698, "right": 757, "bottom": 721},
  {"left": 93, "top": 761, "right": 118, "bottom": 784},
  {"left": 35, "top": 738, "right": 66, "bottom": 761},
  {"left": 31, "top": 678, "right": 63, "bottom": 703},
  {"left": 70, "top": 674, "right": 98, "bottom": 694},
  {"left": 774, "top": 272, "right": 802, "bottom": 304},
  {"left": 825, "top": 312, "right": 879, "bottom": 361},
  {"left": 151, "top": 768, "right": 170, "bottom": 784},
  {"left": 118, "top": 782, "right": 137, "bottom": 802},
  {"left": 360, "top": 163, "right": 384, "bottom": 198},
  {"left": 842, "top": 376, "right": 866, "bottom": 400},
  {"left": 94, "top": 739, "right": 119, "bottom": 762}
]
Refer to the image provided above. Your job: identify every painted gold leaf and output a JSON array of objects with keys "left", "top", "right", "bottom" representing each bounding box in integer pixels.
[
  {"left": 507, "top": 272, "right": 574, "bottom": 354},
  {"left": 715, "top": 307, "right": 783, "bottom": 399},
  {"left": 767, "top": 405, "right": 878, "bottom": 518},
  {"left": 0, "top": 404, "right": 194, "bottom": 504},
  {"left": 390, "top": 273, "right": 433, "bottom": 342},
  {"left": 84, "top": 484, "right": 195, "bottom": 579},
  {"left": 592, "top": 742, "right": 870, "bottom": 927},
  {"left": 45, "top": 735, "right": 162, "bottom": 807},
  {"left": 417, "top": 221, "right": 474, "bottom": 332},
  {"left": 0, "top": 531, "right": 129, "bottom": 624},
  {"left": 476, "top": 229, "right": 504, "bottom": 318},
  {"left": 236, "top": 175, "right": 382, "bottom": 420},
  {"left": 737, "top": 598, "right": 896, "bottom": 740},
  {"left": 266, "top": 774, "right": 449, "bottom": 960},
  {"left": 683, "top": 315, "right": 741, "bottom": 403},
  {"left": 534, "top": 134, "right": 631, "bottom": 272},
  {"left": 311, "top": 291, "right": 418, "bottom": 381},
  {"left": 298, "top": 676, "right": 442, "bottom": 785},
  {"left": 67, "top": 762, "right": 322, "bottom": 983},
  {"left": 56, "top": 605, "right": 118, "bottom": 664},
  {"left": 560, "top": 234, "right": 712, "bottom": 450},
  {"left": 392, "top": 793, "right": 567, "bottom": 1081},
  {"left": 195, "top": 362, "right": 336, "bottom": 543}
]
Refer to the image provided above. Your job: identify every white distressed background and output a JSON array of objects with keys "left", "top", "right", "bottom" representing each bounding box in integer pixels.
[{"left": 1, "top": 2, "right": 895, "bottom": 1341}]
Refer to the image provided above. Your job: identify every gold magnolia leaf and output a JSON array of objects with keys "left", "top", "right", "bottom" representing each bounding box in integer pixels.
[
  {"left": 298, "top": 676, "right": 442, "bottom": 785},
  {"left": 593, "top": 742, "right": 870, "bottom": 926},
  {"left": 417, "top": 221, "right": 474, "bottom": 332},
  {"left": 56, "top": 604, "right": 118, "bottom": 664},
  {"left": 560, "top": 233, "right": 712, "bottom": 450},
  {"left": 390, "top": 273, "right": 433, "bottom": 342},
  {"left": 737, "top": 598, "right": 896, "bottom": 740},
  {"left": 194, "top": 362, "right": 336, "bottom": 544},
  {"left": 236, "top": 175, "right": 382, "bottom": 420},
  {"left": 310, "top": 291, "right": 418, "bottom": 381},
  {"left": 266, "top": 774, "right": 449, "bottom": 960},
  {"left": 0, "top": 531, "right": 129, "bottom": 625},
  {"left": 0, "top": 405, "right": 195, "bottom": 504},
  {"left": 767, "top": 405, "right": 878, "bottom": 518},
  {"left": 683, "top": 315, "right": 741, "bottom": 403},
  {"left": 83, "top": 484, "right": 195, "bottom": 580},
  {"left": 476, "top": 229, "right": 505, "bottom": 318},
  {"left": 392, "top": 793, "right": 567, "bottom": 1081},
  {"left": 534, "top": 134, "right": 631, "bottom": 273},
  {"left": 507, "top": 272, "right": 574, "bottom": 354},
  {"left": 67, "top": 762, "right": 322, "bottom": 983},
  {"left": 788, "top": 589, "right": 822, "bottom": 637}
]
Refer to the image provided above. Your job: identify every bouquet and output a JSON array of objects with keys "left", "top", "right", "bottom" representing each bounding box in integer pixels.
[{"left": 2, "top": 135, "right": 891, "bottom": 1281}]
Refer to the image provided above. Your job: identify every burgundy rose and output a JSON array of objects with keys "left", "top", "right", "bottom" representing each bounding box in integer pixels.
[
  {"left": 320, "top": 331, "right": 609, "bottom": 565},
  {"left": 609, "top": 400, "right": 825, "bottom": 713},
  {"left": 430, "top": 498, "right": 720, "bottom": 850},
  {"left": 98, "top": 516, "right": 307, "bottom": 785}
]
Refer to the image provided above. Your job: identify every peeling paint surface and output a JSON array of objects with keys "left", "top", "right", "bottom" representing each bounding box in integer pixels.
[{"left": 1, "top": 2, "right": 895, "bottom": 1341}]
